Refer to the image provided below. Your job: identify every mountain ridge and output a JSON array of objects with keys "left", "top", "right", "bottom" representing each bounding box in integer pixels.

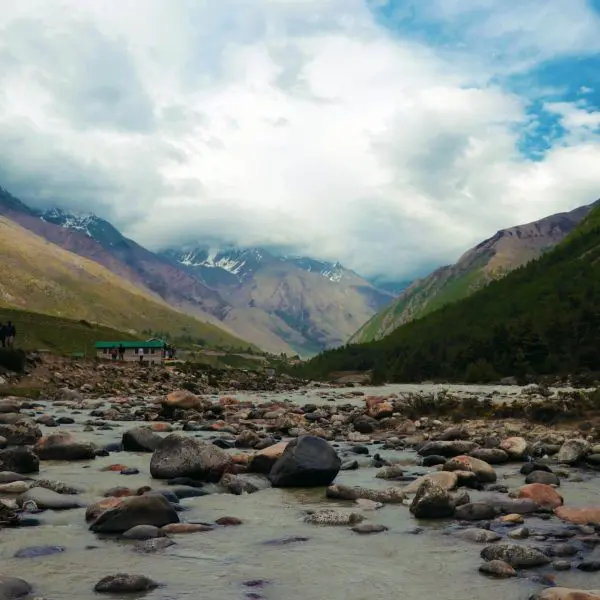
[{"left": 351, "top": 202, "right": 596, "bottom": 344}]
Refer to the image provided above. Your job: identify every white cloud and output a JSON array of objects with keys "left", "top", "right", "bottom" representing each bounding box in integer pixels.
[{"left": 0, "top": 0, "right": 599, "bottom": 279}]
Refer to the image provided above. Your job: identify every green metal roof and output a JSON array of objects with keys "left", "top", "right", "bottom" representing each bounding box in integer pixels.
[{"left": 95, "top": 341, "right": 165, "bottom": 349}]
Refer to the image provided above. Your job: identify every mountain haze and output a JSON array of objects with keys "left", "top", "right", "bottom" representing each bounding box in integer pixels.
[{"left": 351, "top": 203, "right": 595, "bottom": 343}]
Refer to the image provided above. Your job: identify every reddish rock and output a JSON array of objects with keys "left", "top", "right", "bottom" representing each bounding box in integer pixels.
[
  {"left": 518, "top": 483, "right": 563, "bottom": 509},
  {"left": 86, "top": 497, "right": 122, "bottom": 523},
  {"left": 150, "top": 423, "right": 172, "bottom": 433},
  {"left": 216, "top": 516, "right": 243, "bottom": 526},
  {"left": 369, "top": 402, "right": 394, "bottom": 419},
  {"left": 554, "top": 506, "right": 600, "bottom": 525},
  {"left": 161, "top": 523, "right": 213, "bottom": 534},
  {"left": 163, "top": 390, "right": 207, "bottom": 411},
  {"left": 103, "top": 464, "right": 129, "bottom": 472},
  {"left": 220, "top": 396, "right": 240, "bottom": 407}
]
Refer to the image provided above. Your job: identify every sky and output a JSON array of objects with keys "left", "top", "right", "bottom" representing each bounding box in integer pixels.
[{"left": 1, "top": 0, "right": 600, "bottom": 281}]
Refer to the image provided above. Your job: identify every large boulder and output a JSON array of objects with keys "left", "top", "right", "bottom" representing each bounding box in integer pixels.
[
  {"left": 554, "top": 506, "right": 600, "bottom": 525},
  {"left": 150, "top": 434, "right": 232, "bottom": 482},
  {"left": 34, "top": 432, "right": 96, "bottom": 461},
  {"left": 0, "top": 576, "right": 33, "bottom": 599},
  {"left": 484, "top": 497, "right": 543, "bottom": 515},
  {"left": 0, "top": 447, "right": 39, "bottom": 474},
  {"left": 0, "top": 420, "right": 42, "bottom": 446},
  {"left": 417, "top": 441, "right": 478, "bottom": 458},
  {"left": 454, "top": 502, "right": 496, "bottom": 521},
  {"left": 248, "top": 442, "right": 288, "bottom": 474},
  {"left": 557, "top": 439, "right": 589, "bottom": 465},
  {"left": 122, "top": 427, "right": 162, "bottom": 453},
  {"left": 469, "top": 448, "right": 509, "bottom": 465},
  {"left": 499, "top": 437, "right": 528, "bottom": 459},
  {"left": 480, "top": 543, "right": 551, "bottom": 568},
  {"left": 268, "top": 435, "right": 340, "bottom": 488},
  {"left": 525, "top": 470, "right": 560, "bottom": 486},
  {"left": 410, "top": 479, "right": 455, "bottom": 519},
  {"left": 518, "top": 484, "right": 563, "bottom": 510},
  {"left": 89, "top": 494, "right": 179, "bottom": 533},
  {"left": 531, "top": 589, "right": 600, "bottom": 600},
  {"left": 443, "top": 455, "right": 496, "bottom": 483}
]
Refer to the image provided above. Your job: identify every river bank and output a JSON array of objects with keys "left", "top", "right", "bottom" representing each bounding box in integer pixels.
[{"left": 0, "top": 359, "right": 599, "bottom": 599}]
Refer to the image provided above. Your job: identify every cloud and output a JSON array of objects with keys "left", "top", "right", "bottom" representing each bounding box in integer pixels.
[{"left": 0, "top": 0, "right": 600, "bottom": 280}]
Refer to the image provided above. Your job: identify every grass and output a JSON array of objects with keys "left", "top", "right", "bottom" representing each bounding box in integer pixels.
[{"left": 0, "top": 307, "right": 142, "bottom": 356}]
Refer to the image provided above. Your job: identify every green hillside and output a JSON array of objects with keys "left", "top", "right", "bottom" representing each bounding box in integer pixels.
[
  {"left": 0, "top": 216, "right": 255, "bottom": 352},
  {"left": 297, "top": 203, "right": 600, "bottom": 383},
  {"left": 0, "top": 307, "right": 141, "bottom": 356}
]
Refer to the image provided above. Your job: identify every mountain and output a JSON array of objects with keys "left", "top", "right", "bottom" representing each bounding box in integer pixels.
[
  {"left": 297, "top": 199, "right": 600, "bottom": 383},
  {"left": 351, "top": 203, "right": 595, "bottom": 343},
  {"left": 0, "top": 215, "right": 254, "bottom": 350},
  {"left": 0, "top": 185, "right": 393, "bottom": 356},
  {"left": 162, "top": 245, "right": 394, "bottom": 355}
]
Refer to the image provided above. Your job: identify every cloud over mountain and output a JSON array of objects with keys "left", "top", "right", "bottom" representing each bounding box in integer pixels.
[{"left": 1, "top": 0, "right": 600, "bottom": 279}]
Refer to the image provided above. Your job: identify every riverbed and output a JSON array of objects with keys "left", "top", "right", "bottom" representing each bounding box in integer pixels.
[{"left": 1, "top": 384, "right": 599, "bottom": 600}]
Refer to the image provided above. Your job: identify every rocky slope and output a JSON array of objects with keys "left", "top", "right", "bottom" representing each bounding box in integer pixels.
[
  {"left": 0, "top": 215, "right": 254, "bottom": 350},
  {"left": 163, "top": 246, "right": 393, "bottom": 355},
  {"left": 351, "top": 203, "right": 596, "bottom": 343}
]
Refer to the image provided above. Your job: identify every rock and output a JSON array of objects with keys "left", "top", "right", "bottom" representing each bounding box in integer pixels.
[
  {"left": 369, "top": 402, "right": 393, "bottom": 419},
  {"left": 422, "top": 455, "right": 446, "bottom": 467},
  {"left": 304, "top": 509, "right": 364, "bottom": 525},
  {"left": 480, "top": 543, "right": 551, "bottom": 567},
  {"left": 0, "top": 471, "right": 31, "bottom": 484},
  {"left": 487, "top": 497, "right": 544, "bottom": 514},
  {"left": 578, "top": 561, "right": 600, "bottom": 572},
  {"left": 518, "top": 484, "right": 563, "bottom": 510},
  {"left": 403, "top": 471, "right": 458, "bottom": 494},
  {"left": 436, "top": 427, "right": 469, "bottom": 441},
  {"left": 375, "top": 466, "right": 404, "bottom": 480},
  {"left": 443, "top": 455, "right": 496, "bottom": 483},
  {"left": 499, "top": 437, "right": 528, "bottom": 459},
  {"left": 162, "top": 523, "right": 213, "bottom": 534},
  {"left": 14, "top": 545, "right": 65, "bottom": 558},
  {"left": 326, "top": 484, "right": 405, "bottom": 503},
  {"left": 508, "top": 526, "right": 530, "bottom": 539},
  {"left": 548, "top": 543, "right": 577, "bottom": 557},
  {"left": 410, "top": 479, "right": 455, "bottom": 519},
  {"left": 248, "top": 442, "right": 288, "bottom": 474},
  {"left": 553, "top": 561, "right": 572, "bottom": 571},
  {"left": 455, "top": 528, "right": 502, "bottom": 543},
  {"left": 163, "top": 389, "right": 208, "bottom": 411},
  {"left": 134, "top": 538, "right": 176, "bottom": 553},
  {"left": 531, "top": 589, "right": 600, "bottom": 600},
  {"left": 355, "top": 498, "right": 383, "bottom": 510},
  {"left": 418, "top": 441, "right": 479, "bottom": 458},
  {"left": 19, "top": 487, "right": 83, "bottom": 510},
  {"left": 86, "top": 498, "right": 123, "bottom": 523},
  {"left": 353, "top": 416, "right": 378, "bottom": 434},
  {"left": 150, "top": 434, "right": 232, "bottom": 482},
  {"left": 0, "top": 420, "right": 41, "bottom": 446},
  {"left": 34, "top": 432, "right": 96, "bottom": 461},
  {"left": 478, "top": 560, "right": 517, "bottom": 578},
  {"left": 220, "top": 473, "right": 271, "bottom": 495},
  {"left": 0, "top": 576, "right": 33, "bottom": 599},
  {"left": 526, "top": 471, "right": 560, "bottom": 486},
  {"left": 500, "top": 514, "right": 524, "bottom": 524},
  {"left": 94, "top": 574, "right": 159, "bottom": 594},
  {"left": 122, "top": 525, "right": 166, "bottom": 540},
  {"left": 0, "top": 447, "right": 39, "bottom": 474},
  {"left": 122, "top": 427, "right": 162, "bottom": 453},
  {"left": 351, "top": 523, "right": 388, "bottom": 534},
  {"left": 454, "top": 503, "right": 496, "bottom": 521},
  {"left": 554, "top": 506, "right": 600, "bottom": 525},
  {"left": 469, "top": 448, "right": 509, "bottom": 464},
  {"left": 557, "top": 439, "right": 590, "bottom": 465},
  {"left": 0, "top": 481, "right": 33, "bottom": 494},
  {"left": 269, "top": 435, "right": 340, "bottom": 488},
  {"left": 215, "top": 516, "right": 242, "bottom": 526},
  {"left": 341, "top": 459, "right": 359, "bottom": 470},
  {"left": 89, "top": 494, "right": 179, "bottom": 533}
]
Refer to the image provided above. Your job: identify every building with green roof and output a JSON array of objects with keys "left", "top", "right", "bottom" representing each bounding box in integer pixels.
[{"left": 95, "top": 339, "right": 166, "bottom": 364}]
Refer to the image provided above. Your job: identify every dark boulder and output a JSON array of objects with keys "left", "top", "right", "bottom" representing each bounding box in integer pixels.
[
  {"left": 455, "top": 502, "right": 496, "bottom": 521},
  {"left": 0, "top": 576, "right": 33, "bottom": 599},
  {"left": 89, "top": 494, "right": 179, "bottom": 534},
  {"left": 0, "top": 420, "right": 41, "bottom": 446},
  {"left": 34, "top": 432, "right": 96, "bottom": 461},
  {"left": 417, "top": 441, "right": 478, "bottom": 458},
  {"left": 269, "top": 435, "right": 341, "bottom": 488},
  {"left": 94, "top": 574, "right": 159, "bottom": 594},
  {"left": 0, "top": 447, "right": 39, "bottom": 474},
  {"left": 480, "top": 543, "right": 551, "bottom": 567},
  {"left": 409, "top": 479, "right": 455, "bottom": 519},
  {"left": 122, "top": 427, "right": 162, "bottom": 453},
  {"left": 526, "top": 471, "right": 560, "bottom": 486}
]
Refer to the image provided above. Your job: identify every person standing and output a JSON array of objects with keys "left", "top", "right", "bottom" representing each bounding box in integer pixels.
[
  {"left": 118, "top": 344, "right": 125, "bottom": 361},
  {"left": 137, "top": 347, "right": 145, "bottom": 364},
  {"left": 5, "top": 321, "right": 15, "bottom": 347},
  {"left": 0, "top": 323, "right": 6, "bottom": 348}
]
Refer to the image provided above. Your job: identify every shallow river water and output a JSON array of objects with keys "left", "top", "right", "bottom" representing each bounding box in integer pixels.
[{"left": 1, "top": 384, "right": 599, "bottom": 600}]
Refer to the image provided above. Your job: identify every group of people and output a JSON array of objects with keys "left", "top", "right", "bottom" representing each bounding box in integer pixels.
[
  {"left": 108, "top": 342, "right": 176, "bottom": 363},
  {"left": 0, "top": 321, "right": 16, "bottom": 348}
]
